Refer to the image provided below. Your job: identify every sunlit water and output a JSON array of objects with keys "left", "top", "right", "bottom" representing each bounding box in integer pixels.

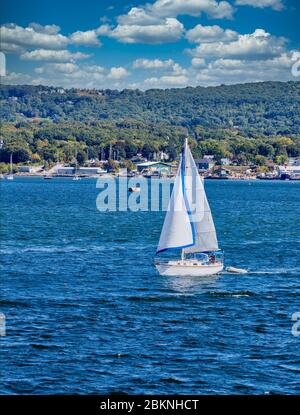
[{"left": 0, "top": 177, "right": 299, "bottom": 394}]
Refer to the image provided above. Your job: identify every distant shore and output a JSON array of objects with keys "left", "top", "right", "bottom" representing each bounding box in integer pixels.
[{"left": 3, "top": 173, "right": 299, "bottom": 181}]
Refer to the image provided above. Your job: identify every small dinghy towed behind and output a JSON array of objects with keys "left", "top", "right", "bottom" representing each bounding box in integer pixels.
[
  {"left": 226, "top": 266, "right": 248, "bottom": 274},
  {"left": 154, "top": 138, "right": 224, "bottom": 277}
]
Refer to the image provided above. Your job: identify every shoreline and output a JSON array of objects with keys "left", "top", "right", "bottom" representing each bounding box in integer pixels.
[{"left": 2, "top": 173, "right": 298, "bottom": 181}]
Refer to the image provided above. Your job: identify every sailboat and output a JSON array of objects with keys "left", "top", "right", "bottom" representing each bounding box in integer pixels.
[
  {"left": 73, "top": 147, "right": 81, "bottom": 181},
  {"left": 155, "top": 138, "right": 223, "bottom": 277},
  {"left": 7, "top": 153, "right": 14, "bottom": 180}
]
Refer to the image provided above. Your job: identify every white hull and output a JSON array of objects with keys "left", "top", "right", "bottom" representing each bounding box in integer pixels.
[{"left": 156, "top": 260, "right": 223, "bottom": 277}]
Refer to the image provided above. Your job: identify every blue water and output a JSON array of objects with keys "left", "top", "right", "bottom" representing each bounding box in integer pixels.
[{"left": 0, "top": 178, "right": 299, "bottom": 394}]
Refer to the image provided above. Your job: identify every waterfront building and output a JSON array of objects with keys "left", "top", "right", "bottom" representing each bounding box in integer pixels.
[
  {"left": 136, "top": 161, "right": 173, "bottom": 176},
  {"left": 195, "top": 158, "right": 215, "bottom": 171}
]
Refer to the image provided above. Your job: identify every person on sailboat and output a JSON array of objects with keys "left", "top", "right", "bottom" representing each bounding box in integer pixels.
[{"left": 209, "top": 254, "right": 216, "bottom": 264}]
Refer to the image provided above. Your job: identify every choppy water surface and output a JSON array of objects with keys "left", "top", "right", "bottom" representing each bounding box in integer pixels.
[{"left": 0, "top": 178, "right": 299, "bottom": 394}]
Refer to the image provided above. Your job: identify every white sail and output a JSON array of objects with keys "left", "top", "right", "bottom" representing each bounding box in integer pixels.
[
  {"left": 156, "top": 156, "right": 195, "bottom": 254},
  {"left": 184, "top": 142, "right": 219, "bottom": 253},
  {"left": 156, "top": 139, "right": 218, "bottom": 255}
]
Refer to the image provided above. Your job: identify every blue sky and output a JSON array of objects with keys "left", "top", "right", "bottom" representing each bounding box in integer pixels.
[{"left": 1, "top": 0, "right": 300, "bottom": 89}]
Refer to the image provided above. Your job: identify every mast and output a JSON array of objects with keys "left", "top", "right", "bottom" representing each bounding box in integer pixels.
[
  {"left": 10, "top": 153, "right": 13, "bottom": 174},
  {"left": 181, "top": 137, "right": 188, "bottom": 261},
  {"left": 75, "top": 146, "right": 78, "bottom": 174}
]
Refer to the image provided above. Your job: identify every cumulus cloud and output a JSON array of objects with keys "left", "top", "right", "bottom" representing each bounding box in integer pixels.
[
  {"left": 1, "top": 23, "right": 69, "bottom": 51},
  {"left": 20, "top": 49, "right": 91, "bottom": 62},
  {"left": 1, "top": 43, "right": 25, "bottom": 53},
  {"left": 35, "top": 63, "right": 79, "bottom": 74},
  {"left": 107, "top": 18, "right": 184, "bottom": 44},
  {"left": 144, "top": 74, "right": 189, "bottom": 87},
  {"left": 119, "top": 0, "right": 235, "bottom": 22},
  {"left": 28, "top": 23, "right": 61, "bottom": 35},
  {"left": 133, "top": 58, "right": 175, "bottom": 69},
  {"left": 189, "top": 29, "right": 286, "bottom": 60},
  {"left": 70, "top": 29, "right": 102, "bottom": 46},
  {"left": 104, "top": 0, "right": 234, "bottom": 44},
  {"left": 193, "top": 53, "right": 295, "bottom": 85},
  {"left": 4, "top": 64, "right": 106, "bottom": 88},
  {"left": 191, "top": 58, "right": 206, "bottom": 67},
  {"left": 118, "top": 7, "right": 162, "bottom": 25},
  {"left": 235, "top": 0, "right": 284, "bottom": 11},
  {"left": 107, "top": 66, "right": 130, "bottom": 79},
  {"left": 1, "top": 71, "right": 36, "bottom": 84},
  {"left": 186, "top": 24, "right": 238, "bottom": 43},
  {"left": 133, "top": 58, "right": 186, "bottom": 74},
  {"left": 150, "top": 0, "right": 234, "bottom": 19},
  {"left": 96, "top": 24, "right": 113, "bottom": 35}
]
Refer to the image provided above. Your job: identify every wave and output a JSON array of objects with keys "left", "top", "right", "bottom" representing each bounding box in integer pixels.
[
  {"left": 222, "top": 268, "right": 300, "bottom": 276},
  {"left": 279, "top": 364, "right": 300, "bottom": 373},
  {"left": 209, "top": 290, "right": 254, "bottom": 298},
  {"left": 0, "top": 245, "right": 106, "bottom": 254},
  {"left": 248, "top": 269, "right": 299, "bottom": 275}
]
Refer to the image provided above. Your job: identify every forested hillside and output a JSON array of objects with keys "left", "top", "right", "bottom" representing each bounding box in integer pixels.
[
  {"left": 1, "top": 81, "right": 300, "bottom": 135},
  {"left": 0, "top": 81, "right": 300, "bottom": 171}
]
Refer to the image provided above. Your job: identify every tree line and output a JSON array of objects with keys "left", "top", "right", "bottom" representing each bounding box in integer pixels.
[{"left": 0, "top": 82, "right": 299, "bottom": 172}]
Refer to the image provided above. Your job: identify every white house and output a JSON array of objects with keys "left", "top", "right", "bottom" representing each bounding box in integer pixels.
[
  {"left": 19, "top": 165, "right": 43, "bottom": 173},
  {"left": 78, "top": 167, "right": 106, "bottom": 175}
]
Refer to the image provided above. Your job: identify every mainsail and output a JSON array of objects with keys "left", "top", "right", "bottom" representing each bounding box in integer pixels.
[{"left": 156, "top": 139, "right": 219, "bottom": 254}]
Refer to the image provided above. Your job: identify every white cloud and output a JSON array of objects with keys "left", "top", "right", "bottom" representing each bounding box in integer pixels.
[
  {"left": 117, "top": 7, "right": 162, "bottom": 25},
  {"left": 133, "top": 58, "right": 187, "bottom": 78},
  {"left": 186, "top": 24, "right": 238, "bottom": 43},
  {"left": 20, "top": 49, "right": 91, "bottom": 62},
  {"left": 1, "top": 71, "right": 35, "bottom": 84},
  {"left": 172, "top": 63, "right": 187, "bottom": 75},
  {"left": 4, "top": 64, "right": 106, "bottom": 88},
  {"left": 28, "top": 23, "right": 61, "bottom": 35},
  {"left": 144, "top": 74, "right": 189, "bottom": 87},
  {"left": 3, "top": 48, "right": 297, "bottom": 90},
  {"left": 70, "top": 30, "right": 102, "bottom": 46},
  {"left": 108, "top": 18, "right": 184, "bottom": 44},
  {"left": 1, "top": 23, "right": 69, "bottom": 51},
  {"left": 108, "top": 66, "right": 130, "bottom": 79},
  {"left": 191, "top": 58, "right": 206, "bottom": 67},
  {"left": 133, "top": 58, "right": 175, "bottom": 69},
  {"left": 193, "top": 52, "right": 295, "bottom": 85},
  {"left": 35, "top": 63, "right": 79, "bottom": 74},
  {"left": 104, "top": 0, "right": 234, "bottom": 45},
  {"left": 1, "top": 43, "right": 25, "bottom": 53},
  {"left": 119, "top": 0, "right": 235, "bottom": 22},
  {"left": 151, "top": 0, "right": 234, "bottom": 19},
  {"left": 190, "top": 29, "right": 286, "bottom": 60},
  {"left": 96, "top": 25, "right": 113, "bottom": 35},
  {"left": 235, "top": 0, "right": 284, "bottom": 11}
]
